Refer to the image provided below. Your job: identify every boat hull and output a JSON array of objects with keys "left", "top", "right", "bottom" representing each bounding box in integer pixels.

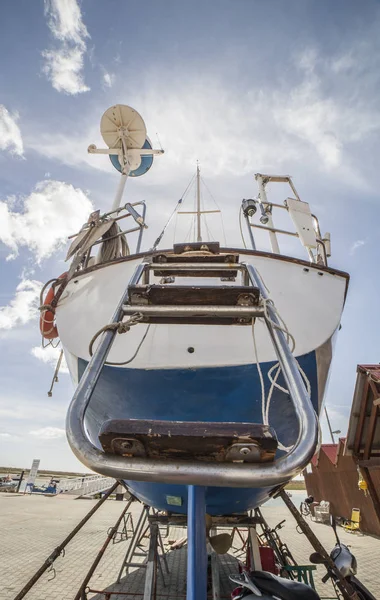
[
  {"left": 57, "top": 250, "right": 348, "bottom": 514},
  {"left": 78, "top": 350, "right": 320, "bottom": 514}
]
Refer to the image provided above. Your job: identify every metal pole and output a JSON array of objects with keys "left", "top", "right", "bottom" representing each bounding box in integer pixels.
[
  {"left": 112, "top": 170, "right": 129, "bottom": 212},
  {"left": 122, "top": 305, "right": 264, "bottom": 318},
  {"left": 279, "top": 490, "right": 361, "bottom": 600},
  {"left": 16, "top": 470, "right": 24, "bottom": 493},
  {"left": 143, "top": 523, "right": 159, "bottom": 600},
  {"left": 47, "top": 349, "right": 63, "bottom": 397},
  {"left": 324, "top": 406, "right": 336, "bottom": 443},
  {"left": 136, "top": 202, "right": 147, "bottom": 253},
  {"left": 117, "top": 505, "right": 149, "bottom": 582},
  {"left": 14, "top": 481, "right": 119, "bottom": 600},
  {"left": 74, "top": 497, "right": 134, "bottom": 600},
  {"left": 196, "top": 164, "right": 202, "bottom": 242},
  {"left": 210, "top": 552, "right": 220, "bottom": 600},
  {"left": 187, "top": 486, "right": 207, "bottom": 600},
  {"left": 66, "top": 262, "right": 147, "bottom": 465},
  {"left": 245, "top": 263, "right": 319, "bottom": 467},
  {"left": 244, "top": 212, "right": 256, "bottom": 250},
  {"left": 256, "top": 175, "right": 280, "bottom": 254}
]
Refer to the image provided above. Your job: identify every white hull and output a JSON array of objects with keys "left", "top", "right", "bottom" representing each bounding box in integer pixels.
[{"left": 57, "top": 250, "right": 348, "bottom": 410}]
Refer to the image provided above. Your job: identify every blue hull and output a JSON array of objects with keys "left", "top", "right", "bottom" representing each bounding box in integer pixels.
[{"left": 79, "top": 351, "right": 319, "bottom": 514}]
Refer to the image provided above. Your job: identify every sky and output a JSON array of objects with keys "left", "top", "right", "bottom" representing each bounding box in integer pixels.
[{"left": 0, "top": 0, "right": 379, "bottom": 472}]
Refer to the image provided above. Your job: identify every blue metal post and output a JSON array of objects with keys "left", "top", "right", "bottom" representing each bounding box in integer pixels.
[{"left": 187, "top": 485, "right": 207, "bottom": 600}]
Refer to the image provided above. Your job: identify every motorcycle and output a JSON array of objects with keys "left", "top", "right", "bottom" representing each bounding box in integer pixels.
[
  {"left": 229, "top": 569, "right": 320, "bottom": 599},
  {"left": 309, "top": 515, "right": 376, "bottom": 600},
  {"left": 229, "top": 515, "right": 376, "bottom": 600}
]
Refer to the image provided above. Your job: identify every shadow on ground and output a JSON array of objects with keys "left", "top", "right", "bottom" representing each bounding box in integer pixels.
[{"left": 88, "top": 548, "right": 239, "bottom": 599}]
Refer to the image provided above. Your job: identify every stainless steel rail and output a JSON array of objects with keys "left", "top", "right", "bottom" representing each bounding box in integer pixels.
[
  {"left": 66, "top": 261, "right": 319, "bottom": 488},
  {"left": 123, "top": 305, "right": 264, "bottom": 318}
]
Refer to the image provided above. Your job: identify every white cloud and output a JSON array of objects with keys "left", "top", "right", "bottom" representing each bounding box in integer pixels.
[
  {"left": 29, "top": 426, "right": 66, "bottom": 439},
  {"left": 31, "top": 345, "right": 69, "bottom": 373},
  {"left": 274, "top": 78, "right": 343, "bottom": 170},
  {"left": 44, "top": 0, "right": 89, "bottom": 47},
  {"left": 349, "top": 239, "right": 366, "bottom": 255},
  {"left": 43, "top": 0, "right": 90, "bottom": 95},
  {"left": 42, "top": 46, "right": 90, "bottom": 95},
  {"left": 102, "top": 70, "right": 115, "bottom": 88},
  {"left": 0, "top": 395, "right": 66, "bottom": 422},
  {"left": 0, "top": 105, "right": 24, "bottom": 156},
  {"left": 0, "top": 279, "right": 42, "bottom": 330},
  {"left": 0, "top": 433, "right": 19, "bottom": 442},
  {"left": 28, "top": 51, "right": 380, "bottom": 190},
  {"left": 0, "top": 179, "right": 93, "bottom": 261},
  {"left": 331, "top": 53, "right": 356, "bottom": 74}
]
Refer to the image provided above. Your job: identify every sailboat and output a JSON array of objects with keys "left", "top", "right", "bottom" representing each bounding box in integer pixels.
[{"left": 40, "top": 104, "right": 349, "bottom": 517}]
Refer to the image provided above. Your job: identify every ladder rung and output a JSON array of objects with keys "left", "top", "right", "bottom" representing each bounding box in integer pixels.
[
  {"left": 123, "top": 304, "right": 263, "bottom": 324},
  {"left": 148, "top": 262, "right": 244, "bottom": 272}
]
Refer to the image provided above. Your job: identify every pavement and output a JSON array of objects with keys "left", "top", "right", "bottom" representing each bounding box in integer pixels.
[{"left": 1, "top": 491, "right": 379, "bottom": 600}]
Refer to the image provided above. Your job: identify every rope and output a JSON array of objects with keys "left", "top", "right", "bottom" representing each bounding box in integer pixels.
[
  {"left": 106, "top": 324, "right": 151, "bottom": 366},
  {"left": 39, "top": 278, "right": 60, "bottom": 308},
  {"left": 251, "top": 292, "right": 311, "bottom": 453},
  {"left": 261, "top": 297, "right": 296, "bottom": 353},
  {"left": 88, "top": 313, "right": 143, "bottom": 357}
]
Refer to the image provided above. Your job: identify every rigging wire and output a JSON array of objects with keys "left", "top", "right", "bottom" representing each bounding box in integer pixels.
[
  {"left": 172, "top": 211, "right": 178, "bottom": 245},
  {"left": 200, "top": 175, "right": 227, "bottom": 245},
  {"left": 151, "top": 172, "right": 196, "bottom": 250},
  {"left": 201, "top": 189, "right": 215, "bottom": 241}
]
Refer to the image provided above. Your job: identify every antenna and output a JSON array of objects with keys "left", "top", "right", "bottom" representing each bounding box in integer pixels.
[{"left": 88, "top": 104, "right": 164, "bottom": 210}]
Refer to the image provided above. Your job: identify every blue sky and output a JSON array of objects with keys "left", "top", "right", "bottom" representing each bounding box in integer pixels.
[{"left": 0, "top": 0, "right": 379, "bottom": 472}]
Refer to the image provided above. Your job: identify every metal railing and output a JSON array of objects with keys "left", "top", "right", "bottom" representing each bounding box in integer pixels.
[
  {"left": 242, "top": 174, "right": 330, "bottom": 266},
  {"left": 67, "top": 201, "right": 148, "bottom": 277},
  {"left": 66, "top": 260, "right": 318, "bottom": 488},
  {"left": 57, "top": 474, "right": 114, "bottom": 495}
]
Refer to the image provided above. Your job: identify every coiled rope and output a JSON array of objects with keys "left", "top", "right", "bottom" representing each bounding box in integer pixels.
[
  {"left": 251, "top": 295, "right": 311, "bottom": 452},
  {"left": 88, "top": 312, "right": 143, "bottom": 357}
]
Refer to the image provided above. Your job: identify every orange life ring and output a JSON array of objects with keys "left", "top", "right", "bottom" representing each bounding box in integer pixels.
[{"left": 40, "top": 273, "right": 67, "bottom": 340}]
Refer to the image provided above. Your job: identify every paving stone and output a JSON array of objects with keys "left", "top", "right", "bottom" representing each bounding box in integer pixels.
[{"left": 1, "top": 493, "right": 378, "bottom": 600}]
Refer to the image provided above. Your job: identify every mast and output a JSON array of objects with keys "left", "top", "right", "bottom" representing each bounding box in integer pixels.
[
  {"left": 177, "top": 164, "right": 220, "bottom": 242},
  {"left": 196, "top": 163, "right": 202, "bottom": 242}
]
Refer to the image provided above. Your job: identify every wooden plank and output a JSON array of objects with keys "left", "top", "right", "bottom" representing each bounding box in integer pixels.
[
  {"left": 99, "top": 419, "right": 277, "bottom": 463},
  {"left": 353, "top": 377, "right": 369, "bottom": 455},
  {"left": 359, "top": 457, "right": 380, "bottom": 468},
  {"left": 361, "top": 467, "right": 380, "bottom": 528},
  {"left": 100, "top": 419, "right": 275, "bottom": 439},
  {"left": 363, "top": 400, "right": 379, "bottom": 460},
  {"left": 129, "top": 285, "right": 259, "bottom": 306}
]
